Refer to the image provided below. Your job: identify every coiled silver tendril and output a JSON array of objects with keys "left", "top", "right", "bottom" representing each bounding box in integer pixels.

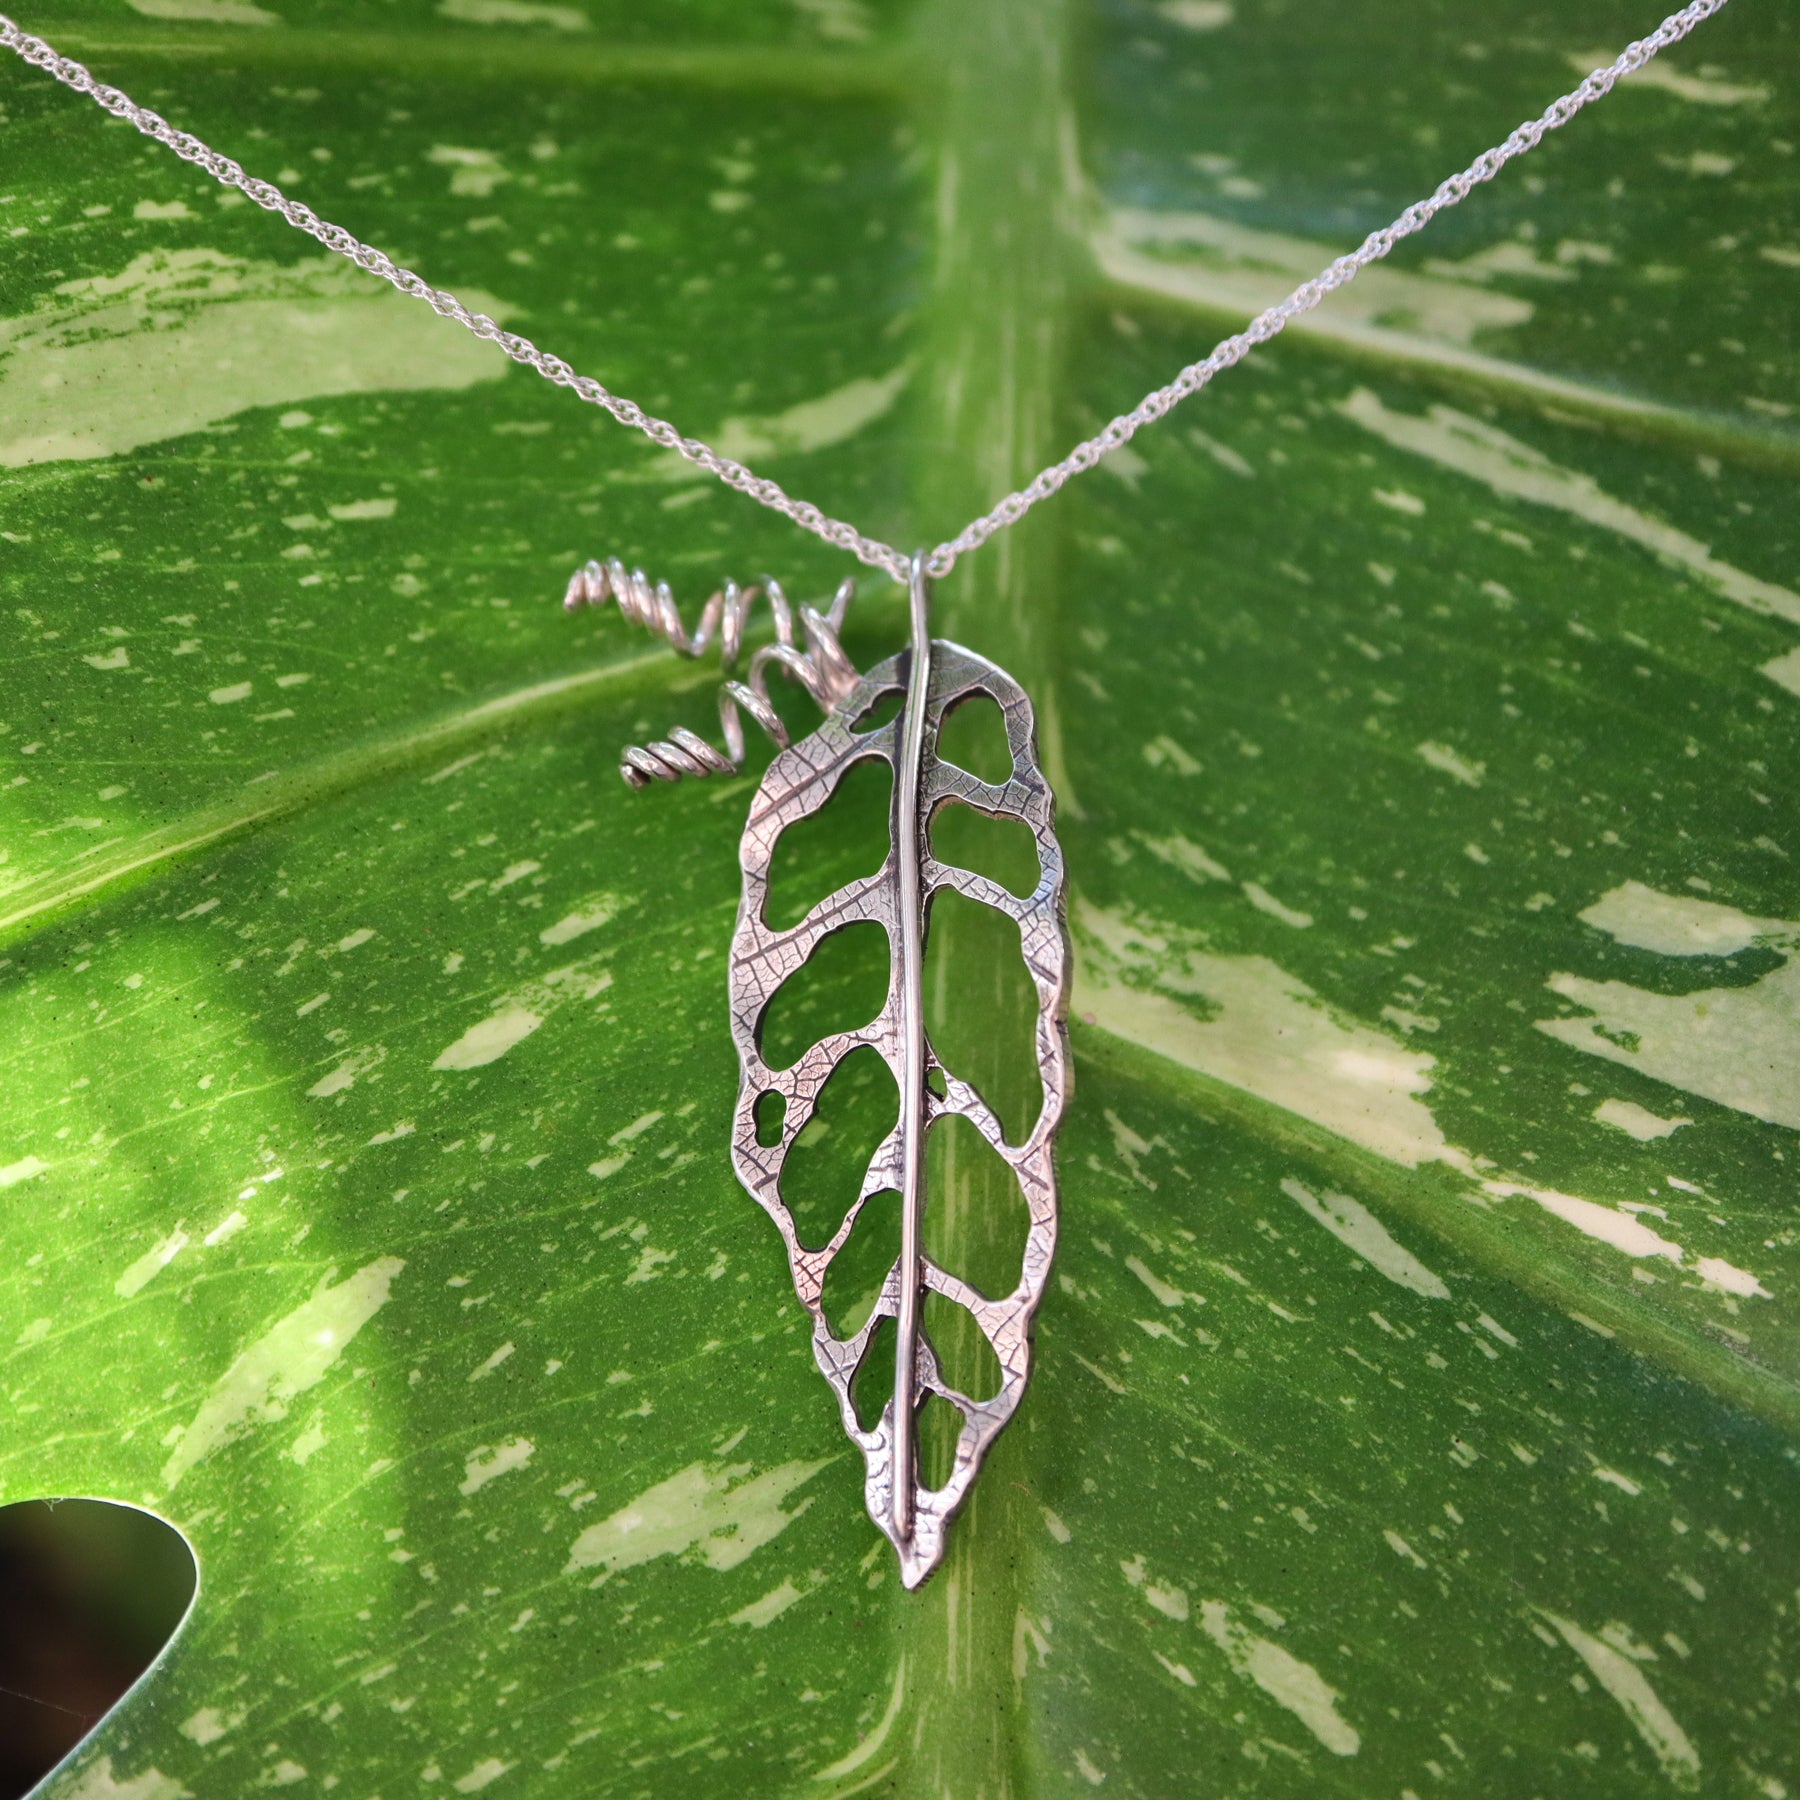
[{"left": 562, "top": 558, "right": 862, "bottom": 788}]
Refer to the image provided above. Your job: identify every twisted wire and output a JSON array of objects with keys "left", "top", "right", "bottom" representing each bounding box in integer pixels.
[
  {"left": 563, "top": 559, "right": 861, "bottom": 786},
  {"left": 0, "top": 0, "right": 1731, "bottom": 583}
]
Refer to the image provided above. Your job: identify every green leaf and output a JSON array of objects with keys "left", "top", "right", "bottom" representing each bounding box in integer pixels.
[{"left": 4, "top": 1, "right": 1798, "bottom": 1795}]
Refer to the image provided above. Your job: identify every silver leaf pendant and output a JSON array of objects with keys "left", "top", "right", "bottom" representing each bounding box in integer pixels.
[{"left": 564, "top": 552, "right": 1069, "bottom": 1587}]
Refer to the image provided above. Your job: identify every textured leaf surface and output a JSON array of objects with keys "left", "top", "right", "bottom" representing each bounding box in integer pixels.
[
  {"left": 1, "top": 0, "right": 1797, "bottom": 1795},
  {"left": 728, "top": 636, "right": 1067, "bottom": 1585}
]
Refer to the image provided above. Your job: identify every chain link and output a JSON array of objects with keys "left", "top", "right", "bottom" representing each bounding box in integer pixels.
[{"left": 0, "top": 0, "right": 1732, "bottom": 584}]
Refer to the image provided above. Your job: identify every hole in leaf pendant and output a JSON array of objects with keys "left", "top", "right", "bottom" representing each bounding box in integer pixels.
[
  {"left": 0, "top": 1498, "right": 196, "bottom": 1795},
  {"left": 763, "top": 754, "right": 893, "bottom": 931},
  {"left": 757, "top": 920, "right": 890, "bottom": 1074},
  {"left": 934, "top": 690, "right": 1013, "bottom": 785},
  {"left": 923, "top": 889, "right": 1044, "bottom": 1147},
  {"left": 924, "top": 1288, "right": 1004, "bottom": 1405},
  {"left": 779, "top": 1044, "right": 898, "bottom": 1254},
  {"left": 753, "top": 1089, "right": 786, "bottom": 1148},
  {"left": 850, "top": 686, "right": 905, "bottom": 734},
  {"left": 916, "top": 1391, "right": 965, "bottom": 1494},
  {"left": 929, "top": 798, "right": 1041, "bottom": 899},
  {"left": 923, "top": 1111, "right": 1030, "bottom": 1304},
  {"left": 820, "top": 1188, "right": 900, "bottom": 1341},
  {"left": 852, "top": 1315, "right": 897, "bottom": 1434}
]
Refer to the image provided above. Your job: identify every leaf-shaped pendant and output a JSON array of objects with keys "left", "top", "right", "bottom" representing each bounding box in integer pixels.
[
  {"left": 561, "top": 550, "right": 1068, "bottom": 1586},
  {"left": 728, "top": 558, "right": 1068, "bottom": 1587}
]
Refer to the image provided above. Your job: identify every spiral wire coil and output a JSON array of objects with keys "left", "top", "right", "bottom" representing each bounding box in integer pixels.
[{"left": 563, "top": 559, "right": 862, "bottom": 787}]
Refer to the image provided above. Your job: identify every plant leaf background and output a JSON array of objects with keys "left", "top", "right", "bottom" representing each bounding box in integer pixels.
[{"left": 1, "top": 0, "right": 1796, "bottom": 1794}]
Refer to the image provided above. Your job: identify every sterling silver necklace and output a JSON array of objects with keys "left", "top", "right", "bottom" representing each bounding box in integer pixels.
[{"left": 0, "top": 0, "right": 1734, "bottom": 1586}]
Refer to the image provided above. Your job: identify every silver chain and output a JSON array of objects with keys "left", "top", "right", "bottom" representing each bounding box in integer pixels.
[
  {"left": 938, "top": 0, "right": 1733, "bottom": 575},
  {"left": 0, "top": 0, "right": 1733, "bottom": 583}
]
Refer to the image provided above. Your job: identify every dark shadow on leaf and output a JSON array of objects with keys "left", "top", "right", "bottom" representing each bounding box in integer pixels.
[
  {"left": 753, "top": 1088, "right": 786, "bottom": 1148},
  {"left": 917, "top": 1391, "right": 964, "bottom": 1494},
  {"left": 851, "top": 1315, "right": 897, "bottom": 1435},
  {"left": 849, "top": 686, "right": 905, "bottom": 734},
  {"left": 0, "top": 1499, "right": 195, "bottom": 1800},
  {"left": 925, "top": 1287, "right": 1003, "bottom": 1405},
  {"left": 820, "top": 1187, "right": 901, "bottom": 1341}
]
